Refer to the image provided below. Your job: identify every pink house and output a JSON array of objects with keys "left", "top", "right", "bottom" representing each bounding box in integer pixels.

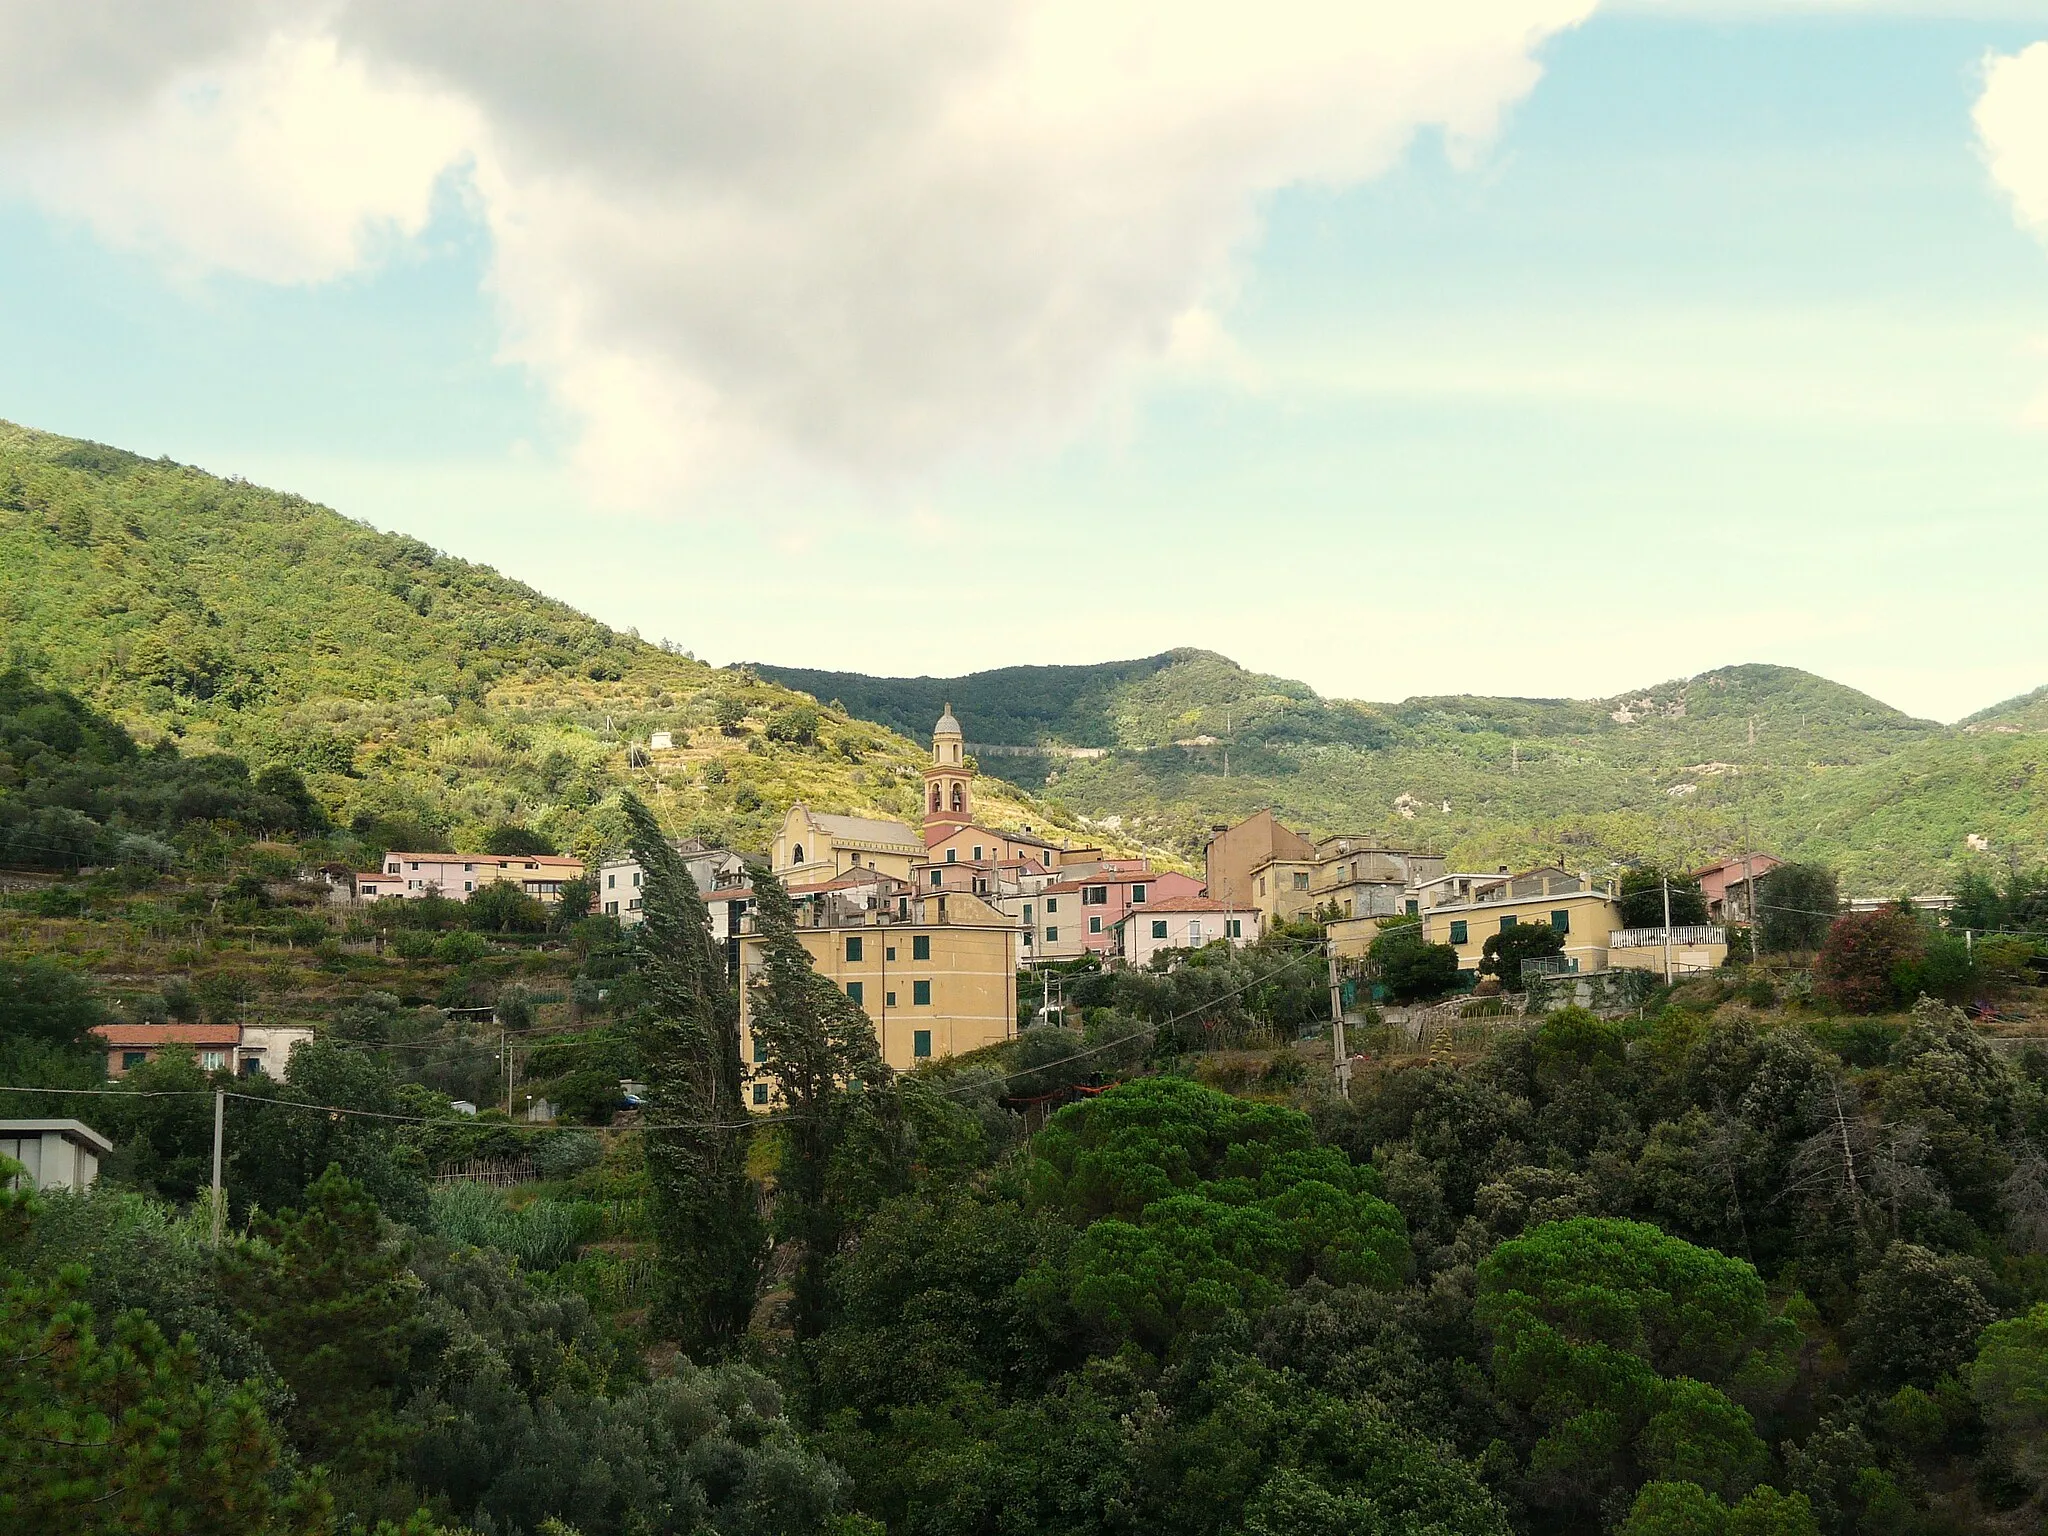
[
  {"left": 1694, "top": 853, "right": 1780, "bottom": 921},
  {"left": 1033, "top": 868, "right": 1204, "bottom": 961}
]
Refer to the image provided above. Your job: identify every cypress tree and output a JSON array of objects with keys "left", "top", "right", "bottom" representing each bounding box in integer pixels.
[
  {"left": 745, "top": 870, "right": 890, "bottom": 1342},
  {"left": 621, "top": 791, "right": 761, "bottom": 1356}
]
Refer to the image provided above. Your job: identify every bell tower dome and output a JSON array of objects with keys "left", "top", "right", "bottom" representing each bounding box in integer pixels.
[{"left": 924, "top": 703, "right": 971, "bottom": 827}]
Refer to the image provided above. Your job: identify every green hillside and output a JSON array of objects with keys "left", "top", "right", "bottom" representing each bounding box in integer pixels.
[
  {"left": 757, "top": 652, "right": 2028, "bottom": 891},
  {"left": 0, "top": 421, "right": 1096, "bottom": 861}
]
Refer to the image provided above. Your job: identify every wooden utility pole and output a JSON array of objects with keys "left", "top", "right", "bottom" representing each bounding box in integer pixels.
[
  {"left": 1662, "top": 876, "right": 1674, "bottom": 984},
  {"left": 210, "top": 1089, "right": 225, "bottom": 1249},
  {"left": 1327, "top": 941, "right": 1349, "bottom": 1097}
]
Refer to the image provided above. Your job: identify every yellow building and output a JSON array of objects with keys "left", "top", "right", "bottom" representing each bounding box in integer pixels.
[
  {"left": 1608, "top": 927, "right": 1729, "bottom": 977},
  {"left": 1417, "top": 867, "right": 1623, "bottom": 978},
  {"left": 737, "top": 887, "right": 1020, "bottom": 1090},
  {"left": 772, "top": 803, "right": 923, "bottom": 885}
]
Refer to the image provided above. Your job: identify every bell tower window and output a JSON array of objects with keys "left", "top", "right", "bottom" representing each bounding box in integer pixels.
[
  {"left": 930, "top": 785, "right": 942, "bottom": 813},
  {"left": 792, "top": 844, "right": 804, "bottom": 865},
  {"left": 950, "top": 784, "right": 964, "bottom": 813}
]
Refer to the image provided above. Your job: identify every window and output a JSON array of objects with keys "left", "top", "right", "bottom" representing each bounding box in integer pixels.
[
  {"left": 1152, "top": 920, "right": 1168, "bottom": 939},
  {"left": 201, "top": 1051, "right": 227, "bottom": 1070},
  {"left": 792, "top": 843, "right": 804, "bottom": 864},
  {"left": 122, "top": 1051, "right": 148, "bottom": 1071},
  {"left": 464, "top": 882, "right": 474, "bottom": 893},
  {"left": 1225, "top": 918, "right": 1242, "bottom": 939},
  {"left": 1293, "top": 872, "right": 1311, "bottom": 891},
  {"left": 753, "top": 1083, "right": 769, "bottom": 1105},
  {"left": 950, "top": 783, "right": 964, "bottom": 812},
  {"left": 1023, "top": 904, "right": 1033, "bottom": 923},
  {"left": 1500, "top": 916, "right": 1517, "bottom": 934},
  {"left": 885, "top": 991, "right": 897, "bottom": 1007},
  {"left": 1044, "top": 926, "right": 1058, "bottom": 941},
  {"left": 913, "top": 980, "right": 932, "bottom": 1006},
  {"left": 946, "top": 848, "right": 957, "bottom": 863},
  {"left": 913, "top": 1029, "right": 932, "bottom": 1058},
  {"left": 1450, "top": 920, "right": 1468, "bottom": 945},
  {"left": 753, "top": 1036, "right": 768, "bottom": 1063},
  {"left": 386, "top": 862, "right": 400, "bottom": 875},
  {"left": 846, "top": 935, "right": 863, "bottom": 962},
  {"left": 410, "top": 861, "right": 419, "bottom": 871},
  {"left": 930, "top": 870, "right": 942, "bottom": 887},
  {"left": 633, "top": 872, "right": 642, "bottom": 887},
  {"left": 1188, "top": 921, "right": 1203, "bottom": 942},
  {"left": 847, "top": 981, "right": 864, "bottom": 1004},
  {"left": 465, "top": 863, "right": 475, "bottom": 872},
  {"left": 913, "top": 935, "right": 931, "bottom": 960},
  {"left": 1259, "top": 877, "right": 1267, "bottom": 896},
  {"left": 1083, "top": 885, "right": 1107, "bottom": 905},
  {"left": 605, "top": 901, "right": 619, "bottom": 915},
  {"left": 1045, "top": 897, "right": 1058, "bottom": 913},
  {"left": 1406, "top": 899, "right": 1419, "bottom": 916},
  {"left": 240, "top": 1056, "right": 263, "bottom": 1078},
  {"left": 628, "top": 899, "right": 642, "bottom": 912},
  {"left": 885, "top": 946, "right": 896, "bottom": 961},
  {"left": 1132, "top": 884, "right": 1146, "bottom": 903},
  {"left": 1550, "top": 910, "right": 1571, "bottom": 934},
  {"left": 973, "top": 846, "right": 983, "bottom": 860},
  {"left": 1089, "top": 916, "right": 1102, "bottom": 934}
]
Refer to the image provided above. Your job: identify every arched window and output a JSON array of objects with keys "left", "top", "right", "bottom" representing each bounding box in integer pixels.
[
  {"left": 953, "top": 743, "right": 961, "bottom": 763},
  {"left": 930, "top": 784, "right": 942, "bottom": 813},
  {"left": 792, "top": 844, "right": 804, "bottom": 865},
  {"left": 950, "top": 784, "right": 964, "bottom": 813}
]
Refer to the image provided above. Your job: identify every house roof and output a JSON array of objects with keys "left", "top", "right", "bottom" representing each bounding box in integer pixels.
[
  {"left": 0, "top": 1119, "right": 113, "bottom": 1154},
  {"left": 1118, "top": 896, "right": 1251, "bottom": 919},
  {"left": 382, "top": 852, "right": 583, "bottom": 869},
  {"left": 1693, "top": 854, "right": 1780, "bottom": 879},
  {"left": 93, "top": 1023, "right": 241, "bottom": 1047},
  {"left": 799, "top": 810, "right": 921, "bottom": 848}
]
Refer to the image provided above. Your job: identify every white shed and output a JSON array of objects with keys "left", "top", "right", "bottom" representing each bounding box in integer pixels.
[{"left": 0, "top": 1119, "right": 113, "bottom": 1191}]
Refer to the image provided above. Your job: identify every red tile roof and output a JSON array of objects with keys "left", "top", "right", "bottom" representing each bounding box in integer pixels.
[
  {"left": 1118, "top": 896, "right": 1251, "bottom": 916},
  {"left": 94, "top": 1023, "right": 241, "bottom": 1046}
]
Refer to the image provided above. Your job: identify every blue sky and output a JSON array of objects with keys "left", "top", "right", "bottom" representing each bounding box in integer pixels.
[{"left": 6, "top": 3, "right": 2048, "bottom": 720}]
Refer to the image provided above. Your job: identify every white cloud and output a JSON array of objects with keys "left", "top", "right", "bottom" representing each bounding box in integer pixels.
[
  {"left": 1979, "top": 42, "right": 2048, "bottom": 238},
  {"left": 0, "top": 0, "right": 1595, "bottom": 500},
  {"left": 2, "top": 27, "right": 476, "bottom": 284}
]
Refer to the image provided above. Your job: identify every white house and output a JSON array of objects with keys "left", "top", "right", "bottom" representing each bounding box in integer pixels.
[
  {"left": 1115, "top": 897, "right": 1261, "bottom": 967},
  {"left": 362, "top": 853, "right": 585, "bottom": 903},
  {"left": 0, "top": 1120, "right": 112, "bottom": 1191}
]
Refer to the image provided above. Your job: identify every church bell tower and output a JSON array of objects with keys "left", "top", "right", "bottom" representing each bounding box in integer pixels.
[{"left": 924, "top": 704, "right": 971, "bottom": 828}]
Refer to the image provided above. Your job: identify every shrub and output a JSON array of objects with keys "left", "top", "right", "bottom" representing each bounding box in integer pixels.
[
  {"left": 1757, "top": 864, "right": 1839, "bottom": 953},
  {"left": 392, "top": 929, "right": 437, "bottom": 961},
  {"left": 1815, "top": 910, "right": 1923, "bottom": 1013},
  {"left": 763, "top": 703, "right": 822, "bottom": 746},
  {"left": 435, "top": 930, "right": 490, "bottom": 965},
  {"left": 427, "top": 1183, "right": 603, "bottom": 1269}
]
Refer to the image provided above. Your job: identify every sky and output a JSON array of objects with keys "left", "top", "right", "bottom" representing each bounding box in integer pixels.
[{"left": 5, "top": 2, "right": 2048, "bottom": 721}]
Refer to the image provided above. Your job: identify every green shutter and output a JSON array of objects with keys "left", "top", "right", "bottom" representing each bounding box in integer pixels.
[
  {"left": 1550, "top": 910, "right": 1570, "bottom": 934},
  {"left": 1152, "top": 920, "right": 1168, "bottom": 939},
  {"left": 1450, "top": 920, "right": 1467, "bottom": 945},
  {"left": 845, "top": 935, "right": 862, "bottom": 961},
  {"left": 913, "top": 935, "right": 931, "bottom": 960},
  {"left": 913, "top": 1029, "right": 931, "bottom": 1058},
  {"left": 913, "top": 980, "right": 931, "bottom": 1005},
  {"left": 846, "top": 981, "right": 863, "bottom": 1004}
]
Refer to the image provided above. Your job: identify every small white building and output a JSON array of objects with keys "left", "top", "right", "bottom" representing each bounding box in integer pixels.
[
  {"left": 237, "top": 1024, "right": 316, "bottom": 1079},
  {"left": 0, "top": 1120, "right": 112, "bottom": 1191},
  {"left": 649, "top": 730, "right": 675, "bottom": 751},
  {"left": 1115, "top": 897, "right": 1261, "bottom": 968}
]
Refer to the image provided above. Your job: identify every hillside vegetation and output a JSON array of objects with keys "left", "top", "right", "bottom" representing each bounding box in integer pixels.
[
  {"left": 758, "top": 653, "right": 2043, "bottom": 891},
  {"left": 0, "top": 420, "right": 1102, "bottom": 863}
]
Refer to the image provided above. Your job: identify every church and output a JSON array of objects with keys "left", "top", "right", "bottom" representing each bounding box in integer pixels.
[{"left": 772, "top": 705, "right": 1098, "bottom": 888}]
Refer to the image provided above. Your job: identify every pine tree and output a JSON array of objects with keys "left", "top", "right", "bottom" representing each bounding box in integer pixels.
[
  {"left": 223, "top": 1164, "right": 420, "bottom": 1479},
  {"left": 745, "top": 870, "right": 890, "bottom": 1341},
  {"left": 0, "top": 1166, "right": 330, "bottom": 1535},
  {"left": 621, "top": 791, "right": 762, "bottom": 1356}
]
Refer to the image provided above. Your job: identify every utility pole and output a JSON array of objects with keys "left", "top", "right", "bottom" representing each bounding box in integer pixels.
[
  {"left": 1662, "top": 876, "right": 1674, "bottom": 985},
  {"left": 503, "top": 1024, "right": 513, "bottom": 1116},
  {"left": 1742, "top": 839, "right": 1759, "bottom": 966},
  {"left": 1327, "top": 940, "right": 1349, "bottom": 1098},
  {"left": 210, "top": 1089, "right": 225, "bottom": 1249}
]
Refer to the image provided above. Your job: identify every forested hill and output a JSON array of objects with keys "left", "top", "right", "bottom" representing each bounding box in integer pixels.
[
  {"left": 753, "top": 652, "right": 2048, "bottom": 892},
  {"left": 0, "top": 421, "right": 1100, "bottom": 860}
]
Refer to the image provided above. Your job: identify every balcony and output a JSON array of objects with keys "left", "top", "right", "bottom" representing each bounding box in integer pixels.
[{"left": 1611, "top": 925, "right": 1725, "bottom": 949}]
